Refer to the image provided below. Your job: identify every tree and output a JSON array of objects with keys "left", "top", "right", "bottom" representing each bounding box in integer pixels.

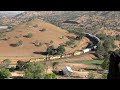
[
  {"left": 47, "top": 46, "right": 56, "bottom": 55},
  {"left": 57, "top": 45, "right": 65, "bottom": 54},
  {"left": 47, "top": 48, "right": 56, "bottom": 55},
  {"left": 23, "top": 63, "right": 45, "bottom": 79},
  {"left": 16, "top": 61, "right": 28, "bottom": 71},
  {"left": 44, "top": 73, "right": 57, "bottom": 79},
  {"left": 0, "top": 68, "right": 11, "bottom": 79}
]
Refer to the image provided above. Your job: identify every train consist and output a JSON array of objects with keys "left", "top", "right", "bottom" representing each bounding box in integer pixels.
[{"left": 29, "top": 33, "right": 100, "bottom": 63}]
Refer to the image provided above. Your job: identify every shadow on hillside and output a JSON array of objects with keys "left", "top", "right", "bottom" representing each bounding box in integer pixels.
[
  {"left": 33, "top": 51, "right": 47, "bottom": 55},
  {"left": 9, "top": 44, "right": 17, "bottom": 47}
]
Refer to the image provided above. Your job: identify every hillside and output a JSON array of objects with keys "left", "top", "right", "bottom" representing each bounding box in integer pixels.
[
  {"left": 0, "top": 19, "right": 88, "bottom": 57},
  {"left": 2, "top": 11, "right": 120, "bottom": 32}
]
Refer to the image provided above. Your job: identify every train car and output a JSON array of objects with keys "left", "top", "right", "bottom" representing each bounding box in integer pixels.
[
  {"left": 35, "top": 58, "right": 46, "bottom": 62},
  {"left": 29, "top": 59, "right": 37, "bottom": 63},
  {"left": 29, "top": 57, "right": 46, "bottom": 63},
  {"left": 93, "top": 45, "right": 97, "bottom": 49},
  {"left": 83, "top": 48, "right": 91, "bottom": 53},
  {"left": 60, "top": 54, "right": 66, "bottom": 58},
  {"left": 73, "top": 50, "right": 83, "bottom": 56},
  {"left": 65, "top": 53, "right": 73, "bottom": 58},
  {"left": 49, "top": 55, "right": 61, "bottom": 60}
]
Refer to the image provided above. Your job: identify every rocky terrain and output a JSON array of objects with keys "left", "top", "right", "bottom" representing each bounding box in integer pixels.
[{"left": 1, "top": 11, "right": 120, "bottom": 33}]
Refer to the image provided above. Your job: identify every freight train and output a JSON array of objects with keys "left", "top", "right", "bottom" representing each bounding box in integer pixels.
[
  {"left": 29, "top": 33, "right": 100, "bottom": 63},
  {"left": 29, "top": 46, "right": 96, "bottom": 63}
]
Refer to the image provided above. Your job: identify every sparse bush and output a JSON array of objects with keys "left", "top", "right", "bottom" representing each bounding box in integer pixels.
[
  {"left": 50, "top": 40, "right": 53, "bottom": 44},
  {"left": 10, "top": 40, "right": 23, "bottom": 47},
  {"left": 116, "top": 35, "right": 120, "bottom": 41},
  {"left": 96, "top": 43, "right": 106, "bottom": 59},
  {"left": 0, "top": 59, "right": 11, "bottom": 68},
  {"left": 87, "top": 72, "right": 95, "bottom": 79},
  {"left": 96, "top": 33, "right": 106, "bottom": 40},
  {"left": 44, "top": 73, "right": 57, "bottom": 79},
  {"left": 16, "top": 40, "right": 23, "bottom": 46},
  {"left": 65, "top": 40, "right": 75, "bottom": 47},
  {"left": 34, "top": 40, "right": 42, "bottom": 47},
  {"left": 103, "top": 38, "right": 116, "bottom": 52},
  {"left": 101, "top": 74, "right": 107, "bottom": 79},
  {"left": 0, "top": 68, "right": 11, "bottom": 79},
  {"left": 101, "top": 59, "right": 109, "bottom": 70},
  {"left": 26, "top": 33, "right": 33, "bottom": 38}
]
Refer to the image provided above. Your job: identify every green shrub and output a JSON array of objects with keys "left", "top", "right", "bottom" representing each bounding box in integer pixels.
[
  {"left": 116, "top": 35, "right": 120, "bottom": 41},
  {"left": 87, "top": 72, "right": 95, "bottom": 79},
  {"left": 101, "top": 60, "right": 109, "bottom": 70},
  {"left": 16, "top": 40, "right": 23, "bottom": 46},
  {"left": 101, "top": 74, "right": 107, "bottom": 79},
  {"left": 96, "top": 33, "right": 106, "bottom": 40},
  {"left": 23, "top": 63, "right": 45, "bottom": 79},
  {"left": 11, "top": 40, "right": 23, "bottom": 47},
  {"left": 44, "top": 73, "right": 57, "bottom": 79},
  {"left": 47, "top": 46, "right": 57, "bottom": 55},
  {"left": 0, "top": 68, "right": 11, "bottom": 79},
  {"left": 26, "top": 33, "right": 33, "bottom": 38},
  {"left": 0, "top": 59, "right": 11, "bottom": 68},
  {"left": 65, "top": 40, "right": 75, "bottom": 47},
  {"left": 16, "top": 61, "right": 28, "bottom": 71},
  {"left": 57, "top": 45, "right": 65, "bottom": 54}
]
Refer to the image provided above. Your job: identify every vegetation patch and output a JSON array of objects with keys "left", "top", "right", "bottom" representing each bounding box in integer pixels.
[
  {"left": 10, "top": 40, "right": 23, "bottom": 47},
  {"left": 24, "top": 33, "right": 33, "bottom": 38}
]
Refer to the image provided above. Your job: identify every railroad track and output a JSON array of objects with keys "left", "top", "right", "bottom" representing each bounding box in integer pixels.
[{"left": 21, "top": 33, "right": 100, "bottom": 63}]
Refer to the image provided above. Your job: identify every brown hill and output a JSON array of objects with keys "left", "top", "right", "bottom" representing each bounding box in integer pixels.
[{"left": 0, "top": 19, "right": 88, "bottom": 57}]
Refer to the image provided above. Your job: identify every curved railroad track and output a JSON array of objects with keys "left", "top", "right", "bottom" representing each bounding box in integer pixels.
[{"left": 28, "top": 33, "right": 100, "bottom": 63}]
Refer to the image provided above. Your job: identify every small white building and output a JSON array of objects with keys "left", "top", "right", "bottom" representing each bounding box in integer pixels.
[{"left": 62, "top": 66, "right": 73, "bottom": 76}]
